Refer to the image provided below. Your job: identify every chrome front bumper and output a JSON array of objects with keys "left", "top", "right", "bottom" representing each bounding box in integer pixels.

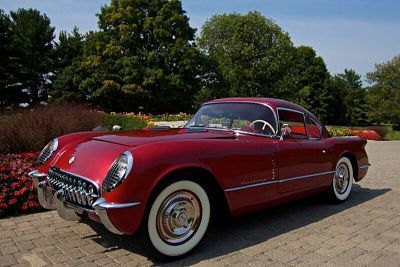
[{"left": 29, "top": 170, "right": 140, "bottom": 235}]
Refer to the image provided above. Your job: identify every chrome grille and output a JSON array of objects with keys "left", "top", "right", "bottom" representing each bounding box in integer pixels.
[{"left": 47, "top": 167, "right": 99, "bottom": 210}]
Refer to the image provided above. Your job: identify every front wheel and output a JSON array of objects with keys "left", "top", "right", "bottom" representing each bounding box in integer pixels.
[
  {"left": 139, "top": 180, "right": 211, "bottom": 261},
  {"left": 328, "top": 157, "right": 354, "bottom": 203}
]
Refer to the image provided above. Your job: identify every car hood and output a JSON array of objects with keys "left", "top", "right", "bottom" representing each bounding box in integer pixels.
[
  {"left": 53, "top": 129, "right": 235, "bottom": 186},
  {"left": 90, "top": 128, "right": 236, "bottom": 147}
]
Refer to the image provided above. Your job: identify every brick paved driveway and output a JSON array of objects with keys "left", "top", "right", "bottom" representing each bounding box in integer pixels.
[{"left": 1, "top": 141, "right": 400, "bottom": 266}]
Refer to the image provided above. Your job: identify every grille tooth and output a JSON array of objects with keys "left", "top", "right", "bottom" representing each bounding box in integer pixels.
[{"left": 47, "top": 167, "right": 98, "bottom": 210}]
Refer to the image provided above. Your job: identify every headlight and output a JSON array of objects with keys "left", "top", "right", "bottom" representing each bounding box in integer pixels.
[
  {"left": 36, "top": 138, "right": 58, "bottom": 165},
  {"left": 102, "top": 151, "right": 133, "bottom": 193}
]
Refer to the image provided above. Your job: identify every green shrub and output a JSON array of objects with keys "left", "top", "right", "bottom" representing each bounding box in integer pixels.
[
  {"left": 104, "top": 113, "right": 149, "bottom": 130},
  {"left": 151, "top": 112, "right": 192, "bottom": 122}
]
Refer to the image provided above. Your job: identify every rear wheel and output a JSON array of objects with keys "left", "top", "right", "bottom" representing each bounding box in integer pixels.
[
  {"left": 139, "top": 180, "right": 211, "bottom": 261},
  {"left": 328, "top": 157, "right": 353, "bottom": 203}
]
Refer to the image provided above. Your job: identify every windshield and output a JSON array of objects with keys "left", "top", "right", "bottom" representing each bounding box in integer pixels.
[{"left": 185, "top": 102, "right": 277, "bottom": 136}]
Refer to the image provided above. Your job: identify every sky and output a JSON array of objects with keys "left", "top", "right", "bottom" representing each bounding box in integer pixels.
[{"left": 2, "top": 0, "right": 400, "bottom": 81}]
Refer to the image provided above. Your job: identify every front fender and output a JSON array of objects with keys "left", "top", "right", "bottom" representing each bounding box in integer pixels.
[
  {"left": 36, "top": 131, "right": 107, "bottom": 173},
  {"left": 102, "top": 139, "right": 226, "bottom": 205}
]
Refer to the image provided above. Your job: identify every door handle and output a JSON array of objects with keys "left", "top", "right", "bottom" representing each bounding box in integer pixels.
[{"left": 322, "top": 150, "right": 326, "bottom": 154}]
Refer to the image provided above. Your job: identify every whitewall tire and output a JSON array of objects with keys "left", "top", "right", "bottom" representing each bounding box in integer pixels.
[
  {"left": 141, "top": 180, "right": 211, "bottom": 260},
  {"left": 330, "top": 157, "right": 353, "bottom": 202}
]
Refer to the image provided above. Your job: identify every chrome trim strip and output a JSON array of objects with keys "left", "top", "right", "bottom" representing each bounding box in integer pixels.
[
  {"left": 224, "top": 180, "right": 277, "bottom": 192},
  {"left": 102, "top": 151, "right": 134, "bottom": 193},
  {"left": 28, "top": 170, "right": 48, "bottom": 178},
  {"left": 277, "top": 107, "right": 304, "bottom": 115},
  {"left": 279, "top": 171, "right": 335, "bottom": 183},
  {"left": 92, "top": 198, "right": 140, "bottom": 235},
  {"left": 224, "top": 170, "right": 335, "bottom": 192},
  {"left": 96, "top": 201, "right": 141, "bottom": 209},
  {"left": 359, "top": 163, "right": 371, "bottom": 169},
  {"left": 233, "top": 130, "right": 275, "bottom": 138}
]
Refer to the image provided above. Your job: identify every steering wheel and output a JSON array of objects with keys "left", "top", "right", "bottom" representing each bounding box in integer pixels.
[{"left": 249, "top": 120, "right": 275, "bottom": 135}]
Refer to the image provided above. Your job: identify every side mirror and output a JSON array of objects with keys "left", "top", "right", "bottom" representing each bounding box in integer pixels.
[{"left": 280, "top": 124, "right": 291, "bottom": 140}]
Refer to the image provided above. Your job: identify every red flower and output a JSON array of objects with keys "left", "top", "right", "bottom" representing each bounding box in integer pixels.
[
  {"left": 0, "top": 151, "right": 41, "bottom": 217},
  {"left": 8, "top": 198, "right": 17, "bottom": 205},
  {"left": 350, "top": 129, "right": 382, "bottom": 141},
  {"left": 21, "top": 202, "right": 29, "bottom": 211},
  {"left": 0, "top": 164, "right": 6, "bottom": 171}
]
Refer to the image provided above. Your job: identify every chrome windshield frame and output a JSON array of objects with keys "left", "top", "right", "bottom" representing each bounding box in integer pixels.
[{"left": 185, "top": 101, "right": 279, "bottom": 138}]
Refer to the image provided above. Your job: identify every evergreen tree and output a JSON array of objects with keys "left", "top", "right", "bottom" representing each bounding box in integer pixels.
[
  {"left": 338, "top": 69, "right": 368, "bottom": 125},
  {"left": 10, "top": 8, "right": 55, "bottom": 104},
  {"left": 0, "top": 10, "right": 15, "bottom": 109}
]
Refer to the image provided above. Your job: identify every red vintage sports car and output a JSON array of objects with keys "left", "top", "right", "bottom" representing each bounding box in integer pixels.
[{"left": 30, "top": 98, "right": 370, "bottom": 260}]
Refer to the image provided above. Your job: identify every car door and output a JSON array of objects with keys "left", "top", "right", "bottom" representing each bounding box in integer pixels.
[{"left": 276, "top": 108, "right": 331, "bottom": 193}]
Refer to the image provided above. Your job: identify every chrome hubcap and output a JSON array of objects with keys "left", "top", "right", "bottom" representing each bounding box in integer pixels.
[
  {"left": 156, "top": 190, "right": 202, "bottom": 245},
  {"left": 335, "top": 163, "right": 350, "bottom": 194}
]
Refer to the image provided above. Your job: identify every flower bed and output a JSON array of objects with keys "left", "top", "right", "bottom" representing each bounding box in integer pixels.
[
  {"left": 351, "top": 130, "right": 383, "bottom": 141},
  {"left": 327, "top": 127, "right": 383, "bottom": 140},
  {"left": 0, "top": 152, "right": 41, "bottom": 217}
]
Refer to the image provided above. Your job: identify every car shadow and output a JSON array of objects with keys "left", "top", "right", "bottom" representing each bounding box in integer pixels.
[{"left": 82, "top": 184, "right": 390, "bottom": 265}]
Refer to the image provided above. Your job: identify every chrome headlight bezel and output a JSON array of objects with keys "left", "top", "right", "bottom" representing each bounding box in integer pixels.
[
  {"left": 102, "top": 151, "right": 133, "bottom": 193},
  {"left": 36, "top": 138, "right": 58, "bottom": 165}
]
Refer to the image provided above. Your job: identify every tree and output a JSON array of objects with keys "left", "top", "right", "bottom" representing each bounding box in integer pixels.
[
  {"left": 197, "top": 14, "right": 335, "bottom": 122},
  {"left": 286, "top": 46, "right": 333, "bottom": 123},
  {"left": 336, "top": 69, "right": 368, "bottom": 125},
  {"left": 0, "top": 10, "right": 15, "bottom": 109},
  {"left": 10, "top": 8, "right": 55, "bottom": 104},
  {"left": 53, "top": 27, "right": 83, "bottom": 71},
  {"left": 367, "top": 55, "right": 400, "bottom": 127},
  {"left": 58, "top": 0, "right": 204, "bottom": 113},
  {"left": 197, "top": 12, "right": 293, "bottom": 100},
  {"left": 51, "top": 27, "right": 85, "bottom": 101}
]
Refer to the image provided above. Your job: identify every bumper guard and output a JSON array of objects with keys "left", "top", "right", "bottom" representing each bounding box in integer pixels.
[{"left": 29, "top": 170, "right": 141, "bottom": 235}]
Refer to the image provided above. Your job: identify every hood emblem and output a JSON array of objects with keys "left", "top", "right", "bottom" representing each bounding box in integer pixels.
[{"left": 68, "top": 156, "right": 76, "bottom": 165}]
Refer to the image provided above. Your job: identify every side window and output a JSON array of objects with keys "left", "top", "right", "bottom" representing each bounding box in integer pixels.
[
  {"left": 305, "top": 116, "right": 321, "bottom": 139},
  {"left": 278, "top": 109, "right": 307, "bottom": 139}
]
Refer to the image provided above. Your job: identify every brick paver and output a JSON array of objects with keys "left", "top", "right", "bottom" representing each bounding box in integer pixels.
[{"left": 1, "top": 141, "right": 400, "bottom": 266}]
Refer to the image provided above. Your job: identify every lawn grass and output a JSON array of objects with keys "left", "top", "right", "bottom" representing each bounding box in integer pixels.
[{"left": 384, "top": 125, "right": 400, "bottom": 141}]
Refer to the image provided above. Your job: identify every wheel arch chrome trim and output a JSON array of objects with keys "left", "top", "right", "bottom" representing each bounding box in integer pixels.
[{"left": 359, "top": 163, "right": 371, "bottom": 169}]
